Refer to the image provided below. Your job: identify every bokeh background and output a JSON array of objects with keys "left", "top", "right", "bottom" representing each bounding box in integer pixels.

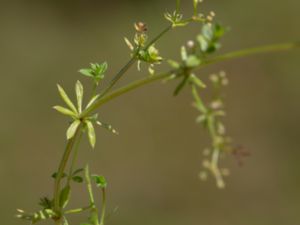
[{"left": 1, "top": 0, "right": 299, "bottom": 225}]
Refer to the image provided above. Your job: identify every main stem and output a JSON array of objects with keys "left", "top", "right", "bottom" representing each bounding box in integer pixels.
[{"left": 53, "top": 126, "right": 82, "bottom": 221}]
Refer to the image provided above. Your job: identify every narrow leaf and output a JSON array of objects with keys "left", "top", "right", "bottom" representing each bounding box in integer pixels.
[
  {"left": 52, "top": 172, "right": 67, "bottom": 179},
  {"left": 72, "top": 168, "right": 84, "bottom": 176},
  {"left": 72, "top": 176, "right": 83, "bottom": 183},
  {"left": 57, "top": 84, "right": 78, "bottom": 114},
  {"left": 174, "top": 75, "right": 189, "bottom": 96},
  {"left": 189, "top": 74, "right": 206, "bottom": 88},
  {"left": 75, "top": 81, "right": 84, "bottom": 113},
  {"left": 53, "top": 106, "right": 76, "bottom": 117},
  {"left": 79, "top": 68, "right": 94, "bottom": 77},
  {"left": 66, "top": 120, "right": 81, "bottom": 139},
  {"left": 86, "top": 94, "right": 100, "bottom": 109},
  {"left": 59, "top": 185, "right": 71, "bottom": 209},
  {"left": 86, "top": 121, "right": 96, "bottom": 148}
]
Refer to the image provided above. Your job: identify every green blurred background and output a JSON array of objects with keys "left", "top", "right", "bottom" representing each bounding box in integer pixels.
[{"left": 1, "top": 0, "right": 299, "bottom": 225}]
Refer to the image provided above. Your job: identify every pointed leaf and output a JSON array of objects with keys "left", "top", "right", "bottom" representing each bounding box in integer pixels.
[
  {"left": 72, "top": 176, "right": 83, "bottom": 183},
  {"left": 67, "top": 120, "right": 81, "bottom": 139},
  {"left": 124, "top": 37, "right": 134, "bottom": 51},
  {"left": 59, "top": 185, "right": 71, "bottom": 208},
  {"left": 72, "top": 168, "right": 84, "bottom": 176},
  {"left": 53, "top": 106, "right": 77, "bottom": 117},
  {"left": 76, "top": 81, "right": 84, "bottom": 113},
  {"left": 189, "top": 74, "right": 206, "bottom": 88},
  {"left": 52, "top": 172, "right": 67, "bottom": 179},
  {"left": 57, "top": 84, "right": 78, "bottom": 114},
  {"left": 79, "top": 68, "right": 94, "bottom": 77},
  {"left": 86, "top": 94, "right": 100, "bottom": 109},
  {"left": 173, "top": 75, "right": 189, "bottom": 96},
  {"left": 86, "top": 121, "right": 96, "bottom": 148},
  {"left": 181, "top": 46, "right": 188, "bottom": 61}
]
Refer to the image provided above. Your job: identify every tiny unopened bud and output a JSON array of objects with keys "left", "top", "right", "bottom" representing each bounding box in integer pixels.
[
  {"left": 203, "top": 148, "right": 210, "bottom": 156},
  {"left": 210, "top": 100, "right": 223, "bottom": 110},
  {"left": 222, "top": 78, "right": 229, "bottom": 86},
  {"left": 219, "top": 71, "right": 226, "bottom": 78},
  {"left": 199, "top": 171, "right": 208, "bottom": 181},
  {"left": 187, "top": 40, "right": 195, "bottom": 48},
  {"left": 206, "top": 15, "right": 213, "bottom": 22},
  {"left": 134, "top": 22, "right": 147, "bottom": 33},
  {"left": 210, "top": 11, "right": 216, "bottom": 17},
  {"left": 209, "top": 74, "right": 219, "bottom": 83}
]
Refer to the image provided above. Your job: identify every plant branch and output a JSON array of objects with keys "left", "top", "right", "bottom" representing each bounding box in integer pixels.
[
  {"left": 99, "top": 25, "right": 173, "bottom": 99},
  {"left": 81, "top": 41, "right": 300, "bottom": 117}
]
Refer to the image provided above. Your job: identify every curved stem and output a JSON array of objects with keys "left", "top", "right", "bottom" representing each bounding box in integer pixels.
[{"left": 82, "top": 42, "right": 300, "bottom": 117}]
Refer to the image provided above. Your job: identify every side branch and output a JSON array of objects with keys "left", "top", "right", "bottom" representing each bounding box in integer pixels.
[{"left": 82, "top": 41, "right": 300, "bottom": 117}]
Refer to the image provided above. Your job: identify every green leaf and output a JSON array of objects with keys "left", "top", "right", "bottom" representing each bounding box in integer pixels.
[
  {"left": 197, "top": 35, "right": 209, "bottom": 52},
  {"left": 186, "top": 55, "right": 201, "bottom": 68},
  {"left": 167, "top": 59, "right": 180, "bottom": 69},
  {"left": 98, "top": 62, "right": 108, "bottom": 75},
  {"left": 72, "top": 176, "right": 83, "bottom": 183},
  {"left": 91, "top": 175, "right": 107, "bottom": 189},
  {"left": 67, "top": 120, "right": 81, "bottom": 139},
  {"left": 52, "top": 172, "right": 67, "bottom": 179},
  {"left": 86, "top": 121, "right": 96, "bottom": 148},
  {"left": 53, "top": 106, "right": 77, "bottom": 117},
  {"left": 57, "top": 84, "right": 78, "bottom": 114},
  {"left": 86, "top": 95, "right": 100, "bottom": 110},
  {"left": 181, "top": 46, "right": 188, "bottom": 61},
  {"left": 72, "top": 168, "right": 84, "bottom": 176},
  {"left": 59, "top": 185, "right": 71, "bottom": 208},
  {"left": 192, "top": 85, "right": 207, "bottom": 113},
  {"left": 174, "top": 75, "right": 189, "bottom": 96},
  {"left": 79, "top": 68, "right": 94, "bottom": 77},
  {"left": 189, "top": 74, "right": 206, "bottom": 88},
  {"left": 76, "top": 81, "right": 84, "bottom": 113}
]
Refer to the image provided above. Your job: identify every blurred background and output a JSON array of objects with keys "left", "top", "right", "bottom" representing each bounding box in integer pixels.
[{"left": 0, "top": 0, "right": 299, "bottom": 225}]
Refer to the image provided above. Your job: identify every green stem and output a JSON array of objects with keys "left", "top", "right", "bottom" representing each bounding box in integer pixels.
[
  {"left": 64, "top": 205, "right": 92, "bottom": 215},
  {"left": 67, "top": 130, "right": 84, "bottom": 185},
  {"left": 204, "top": 42, "right": 300, "bottom": 66},
  {"left": 81, "top": 42, "right": 299, "bottom": 117},
  {"left": 53, "top": 125, "right": 82, "bottom": 216},
  {"left": 99, "top": 25, "right": 173, "bottom": 99},
  {"left": 100, "top": 188, "right": 106, "bottom": 225},
  {"left": 81, "top": 72, "right": 172, "bottom": 117}
]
